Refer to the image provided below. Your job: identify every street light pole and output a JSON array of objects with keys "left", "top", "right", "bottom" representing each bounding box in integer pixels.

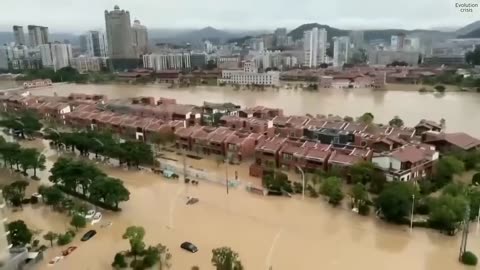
[
  {"left": 410, "top": 194, "right": 415, "bottom": 232},
  {"left": 295, "top": 165, "right": 305, "bottom": 200}
]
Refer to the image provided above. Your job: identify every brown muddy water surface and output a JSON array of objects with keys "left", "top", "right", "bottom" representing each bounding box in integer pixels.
[{"left": 0, "top": 139, "right": 477, "bottom": 270}]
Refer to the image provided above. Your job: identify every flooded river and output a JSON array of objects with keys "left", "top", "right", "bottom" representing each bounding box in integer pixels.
[
  {"left": 26, "top": 83, "right": 480, "bottom": 137},
  {"left": 0, "top": 139, "right": 476, "bottom": 270}
]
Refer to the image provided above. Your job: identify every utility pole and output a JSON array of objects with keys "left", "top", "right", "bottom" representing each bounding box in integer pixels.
[
  {"left": 459, "top": 205, "right": 471, "bottom": 261},
  {"left": 225, "top": 154, "right": 229, "bottom": 194}
]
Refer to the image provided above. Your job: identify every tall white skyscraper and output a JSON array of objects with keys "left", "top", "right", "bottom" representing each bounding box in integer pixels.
[
  {"left": 132, "top": 20, "right": 148, "bottom": 57},
  {"left": 80, "top": 31, "right": 108, "bottom": 57},
  {"left": 39, "top": 43, "right": 72, "bottom": 71},
  {"left": 333, "top": 36, "right": 350, "bottom": 67},
  {"left": 0, "top": 46, "right": 8, "bottom": 70},
  {"left": 303, "top": 27, "right": 327, "bottom": 67}
]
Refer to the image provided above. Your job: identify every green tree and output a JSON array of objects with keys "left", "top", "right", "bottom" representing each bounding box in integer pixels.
[
  {"left": 3, "top": 180, "right": 29, "bottom": 207},
  {"left": 377, "top": 182, "right": 415, "bottom": 223},
  {"left": 435, "top": 156, "right": 465, "bottom": 187},
  {"left": 112, "top": 252, "right": 128, "bottom": 269},
  {"left": 211, "top": 247, "right": 244, "bottom": 270},
  {"left": 428, "top": 194, "right": 467, "bottom": 232},
  {"left": 343, "top": 116, "right": 354, "bottom": 122},
  {"left": 0, "top": 142, "right": 21, "bottom": 169},
  {"left": 43, "top": 231, "right": 58, "bottom": 247},
  {"left": 30, "top": 151, "right": 46, "bottom": 180},
  {"left": 70, "top": 214, "right": 87, "bottom": 231},
  {"left": 357, "top": 112, "right": 374, "bottom": 124},
  {"left": 320, "top": 177, "right": 344, "bottom": 206},
  {"left": 349, "top": 161, "right": 377, "bottom": 185},
  {"left": 89, "top": 176, "right": 130, "bottom": 209},
  {"left": 8, "top": 220, "right": 33, "bottom": 247},
  {"left": 434, "top": 85, "right": 446, "bottom": 93},
  {"left": 40, "top": 186, "right": 65, "bottom": 208},
  {"left": 388, "top": 116, "right": 404, "bottom": 128},
  {"left": 57, "top": 232, "right": 73, "bottom": 246},
  {"left": 442, "top": 182, "right": 468, "bottom": 197},
  {"left": 351, "top": 183, "right": 368, "bottom": 209},
  {"left": 123, "top": 226, "right": 146, "bottom": 261},
  {"left": 18, "top": 148, "right": 37, "bottom": 176},
  {"left": 462, "top": 251, "right": 478, "bottom": 266},
  {"left": 473, "top": 172, "right": 480, "bottom": 186}
]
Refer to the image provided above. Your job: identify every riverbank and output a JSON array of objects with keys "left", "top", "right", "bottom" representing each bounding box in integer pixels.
[{"left": 0, "top": 138, "right": 477, "bottom": 270}]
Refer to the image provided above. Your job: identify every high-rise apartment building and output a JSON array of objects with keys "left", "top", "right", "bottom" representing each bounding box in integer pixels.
[
  {"left": 79, "top": 31, "right": 108, "bottom": 57},
  {"left": 27, "top": 25, "right": 49, "bottom": 48},
  {"left": 27, "top": 25, "right": 49, "bottom": 47},
  {"left": 132, "top": 20, "right": 148, "bottom": 57},
  {"left": 39, "top": 42, "right": 72, "bottom": 71},
  {"left": 333, "top": 36, "right": 350, "bottom": 67},
  {"left": 349, "top": 31, "right": 365, "bottom": 49},
  {"left": 0, "top": 47, "right": 8, "bottom": 70},
  {"left": 274, "top": 28, "right": 287, "bottom": 47},
  {"left": 303, "top": 27, "right": 327, "bottom": 67},
  {"left": 104, "top": 5, "right": 135, "bottom": 59},
  {"left": 391, "top": 34, "right": 406, "bottom": 51},
  {"left": 13, "top": 26, "right": 26, "bottom": 45}
]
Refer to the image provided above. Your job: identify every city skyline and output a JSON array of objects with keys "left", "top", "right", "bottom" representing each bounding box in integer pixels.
[{"left": 0, "top": 0, "right": 477, "bottom": 32}]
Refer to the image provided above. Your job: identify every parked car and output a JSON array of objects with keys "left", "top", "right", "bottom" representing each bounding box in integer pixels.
[
  {"left": 85, "top": 210, "right": 96, "bottom": 219},
  {"left": 62, "top": 246, "right": 77, "bottom": 256},
  {"left": 81, "top": 230, "right": 97, "bottom": 241},
  {"left": 180, "top": 242, "right": 198, "bottom": 253},
  {"left": 91, "top": 212, "right": 102, "bottom": 225},
  {"left": 48, "top": 256, "right": 64, "bottom": 265}
]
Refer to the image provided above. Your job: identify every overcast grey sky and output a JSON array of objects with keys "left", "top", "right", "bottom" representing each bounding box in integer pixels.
[{"left": 0, "top": 0, "right": 477, "bottom": 32}]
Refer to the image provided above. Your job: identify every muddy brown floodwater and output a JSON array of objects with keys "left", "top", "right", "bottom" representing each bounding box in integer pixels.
[
  {"left": 0, "top": 83, "right": 479, "bottom": 269},
  {"left": 27, "top": 83, "right": 480, "bottom": 137}
]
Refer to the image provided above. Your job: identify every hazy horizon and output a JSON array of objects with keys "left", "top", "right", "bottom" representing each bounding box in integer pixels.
[{"left": 0, "top": 0, "right": 477, "bottom": 32}]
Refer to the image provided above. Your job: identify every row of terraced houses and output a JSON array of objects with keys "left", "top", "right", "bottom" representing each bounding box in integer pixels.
[{"left": 1, "top": 90, "right": 480, "bottom": 183}]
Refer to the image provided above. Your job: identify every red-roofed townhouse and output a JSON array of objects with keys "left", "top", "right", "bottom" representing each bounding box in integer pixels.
[{"left": 372, "top": 144, "right": 439, "bottom": 181}]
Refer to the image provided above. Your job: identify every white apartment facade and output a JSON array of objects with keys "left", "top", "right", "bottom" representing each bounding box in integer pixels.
[
  {"left": 219, "top": 61, "right": 280, "bottom": 86},
  {"left": 143, "top": 52, "right": 191, "bottom": 71},
  {"left": 303, "top": 27, "right": 327, "bottom": 68},
  {"left": 39, "top": 43, "right": 72, "bottom": 70},
  {"left": 333, "top": 36, "right": 350, "bottom": 67},
  {"left": 72, "top": 56, "right": 107, "bottom": 73}
]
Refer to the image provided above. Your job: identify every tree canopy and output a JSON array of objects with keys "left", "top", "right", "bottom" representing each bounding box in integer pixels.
[
  {"left": 377, "top": 182, "right": 416, "bottom": 223},
  {"left": 49, "top": 157, "right": 129, "bottom": 210},
  {"left": 8, "top": 220, "right": 33, "bottom": 247},
  {"left": 211, "top": 247, "right": 244, "bottom": 270},
  {"left": 357, "top": 112, "right": 374, "bottom": 124},
  {"left": 388, "top": 116, "right": 404, "bottom": 128},
  {"left": 320, "top": 177, "right": 344, "bottom": 206}
]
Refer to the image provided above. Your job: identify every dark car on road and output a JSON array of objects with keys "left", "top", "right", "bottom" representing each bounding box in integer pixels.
[
  {"left": 81, "top": 230, "right": 97, "bottom": 241},
  {"left": 180, "top": 242, "right": 198, "bottom": 253}
]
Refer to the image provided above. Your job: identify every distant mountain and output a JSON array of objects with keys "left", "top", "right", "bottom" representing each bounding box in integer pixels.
[
  {"left": 288, "top": 23, "right": 349, "bottom": 42},
  {"left": 456, "top": 20, "right": 480, "bottom": 36},
  {"left": 458, "top": 28, "right": 480, "bottom": 38},
  {"left": 288, "top": 23, "right": 454, "bottom": 45}
]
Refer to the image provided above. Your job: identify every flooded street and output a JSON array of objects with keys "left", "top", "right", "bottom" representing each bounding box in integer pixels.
[
  {"left": 28, "top": 83, "right": 480, "bottom": 137},
  {"left": 0, "top": 139, "right": 476, "bottom": 270},
  {"left": 0, "top": 83, "right": 479, "bottom": 269}
]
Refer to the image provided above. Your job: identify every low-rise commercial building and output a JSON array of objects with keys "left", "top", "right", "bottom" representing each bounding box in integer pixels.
[{"left": 219, "top": 61, "right": 280, "bottom": 86}]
